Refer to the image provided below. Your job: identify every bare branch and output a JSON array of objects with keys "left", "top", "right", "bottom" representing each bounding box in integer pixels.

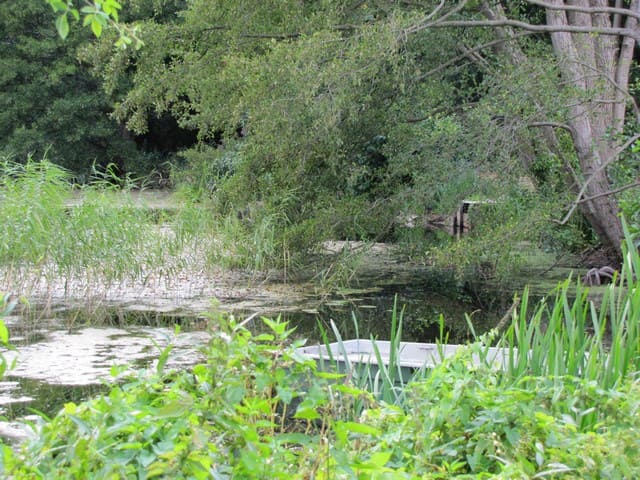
[
  {"left": 524, "top": 0, "right": 640, "bottom": 23},
  {"left": 528, "top": 121, "right": 576, "bottom": 137},
  {"left": 578, "top": 179, "right": 640, "bottom": 203},
  {"left": 571, "top": 59, "right": 640, "bottom": 123},
  {"left": 415, "top": 31, "right": 535, "bottom": 81},
  {"left": 419, "top": 19, "right": 640, "bottom": 42},
  {"left": 403, "top": 0, "right": 469, "bottom": 35},
  {"left": 556, "top": 132, "right": 640, "bottom": 225}
]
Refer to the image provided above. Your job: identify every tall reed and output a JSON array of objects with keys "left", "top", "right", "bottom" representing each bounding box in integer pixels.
[
  {"left": 0, "top": 159, "right": 168, "bottom": 295},
  {"left": 496, "top": 218, "right": 640, "bottom": 390}
]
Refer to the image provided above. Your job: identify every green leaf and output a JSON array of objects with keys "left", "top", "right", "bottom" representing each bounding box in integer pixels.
[
  {"left": 138, "top": 449, "right": 157, "bottom": 467},
  {"left": 276, "top": 385, "right": 293, "bottom": 404},
  {"left": 0, "top": 320, "right": 9, "bottom": 345},
  {"left": 102, "top": 0, "right": 122, "bottom": 19},
  {"left": 315, "top": 371, "right": 346, "bottom": 380},
  {"left": 293, "top": 406, "right": 320, "bottom": 420},
  {"left": 275, "top": 433, "right": 312, "bottom": 446},
  {"left": 49, "top": 0, "right": 68, "bottom": 13},
  {"left": 91, "top": 19, "right": 103, "bottom": 37},
  {"left": 334, "top": 421, "right": 381, "bottom": 437},
  {"left": 157, "top": 398, "right": 191, "bottom": 418},
  {"left": 55, "top": 14, "right": 70, "bottom": 39},
  {"left": 367, "top": 451, "right": 392, "bottom": 467},
  {"left": 155, "top": 344, "right": 173, "bottom": 375}
]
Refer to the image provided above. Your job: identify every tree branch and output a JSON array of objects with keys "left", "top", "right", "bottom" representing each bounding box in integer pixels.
[
  {"left": 414, "top": 31, "right": 535, "bottom": 81},
  {"left": 577, "top": 179, "right": 640, "bottom": 204},
  {"left": 527, "top": 121, "right": 576, "bottom": 137},
  {"left": 556, "top": 132, "right": 640, "bottom": 225},
  {"left": 419, "top": 19, "right": 640, "bottom": 42},
  {"left": 523, "top": 0, "right": 640, "bottom": 23}
]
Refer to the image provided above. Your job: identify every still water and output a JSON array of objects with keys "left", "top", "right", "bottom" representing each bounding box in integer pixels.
[{"left": 0, "top": 244, "right": 527, "bottom": 442}]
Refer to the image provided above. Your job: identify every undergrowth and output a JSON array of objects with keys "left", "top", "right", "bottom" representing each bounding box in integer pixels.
[
  {"left": 3, "top": 226, "right": 640, "bottom": 478},
  {"left": 1, "top": 161, "right": 640, "bottom": 477}
]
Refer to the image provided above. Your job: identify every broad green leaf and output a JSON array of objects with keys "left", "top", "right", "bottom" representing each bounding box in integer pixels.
[
  {"left": 55, "top": 14, "right": 69, "bottom": 39},
  {"left": 334, "top": 421, "right": 380, "bottom": 437},
  {"left": 138, "top": 449, "right": 157, "bottom": 467},
  {"left": 276, "top": 385, "right": 293, "bottom": 404},
  {"left": 293, "top": 406, "right": 320, "bottom": 420},
  {"left": 91, "top": 19, "right": 103, "bottom": 37},
  {"left": 49, "top": 0, "right": 68, "bottom": 13},
  {"left": 275, "top": 432, "right": 313, "bottom": 446},
  {"left": 157, "top": 398, "right": 191, "bottom": 418},
  {"left": 102, "top": 0, "right": 122, "bottom": 19}
]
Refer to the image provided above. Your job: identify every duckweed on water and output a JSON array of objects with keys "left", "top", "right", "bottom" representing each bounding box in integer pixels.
[{"left": 3, "top": 288, "right": 640, "bottom": 478}]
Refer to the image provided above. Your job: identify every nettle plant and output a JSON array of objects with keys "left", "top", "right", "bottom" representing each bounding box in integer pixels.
[{"left": 2, "top": 315, "right": 383, "bottom": 478}]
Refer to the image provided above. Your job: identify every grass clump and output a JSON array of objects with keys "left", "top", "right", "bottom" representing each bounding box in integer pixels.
[{"left": 0, "top": 159, "right": 162, "bottom": 287}]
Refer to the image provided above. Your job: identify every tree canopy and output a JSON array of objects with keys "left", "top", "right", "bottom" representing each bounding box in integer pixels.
[
  {"left": 0, "top": 0, "right": 142, "bottom": 177},
  {"left": 24, "top": 1, "right": 640, "bottom": 263}
]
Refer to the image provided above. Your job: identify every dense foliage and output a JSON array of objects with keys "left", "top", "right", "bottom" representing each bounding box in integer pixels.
[
  {"left": 3, "top": 261, "right": 640, "bottom": 478},
  {"left": 5, "top": 2, "right": 639, "bottom": 269},
  {"left": 0, "top": 1, "right": 147, "bottom": 178},
  {"left": 73, "top": 0, "right": 639, "bottom": 267}
]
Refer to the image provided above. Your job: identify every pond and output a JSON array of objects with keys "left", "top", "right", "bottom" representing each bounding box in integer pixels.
[{"left": 0, "top": 241, "right": 570, "bottom": 442}]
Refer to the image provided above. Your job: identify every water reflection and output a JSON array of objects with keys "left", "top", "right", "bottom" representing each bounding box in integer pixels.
[{"left": 0, "top": 265, "right": 507, "bottom": 428}]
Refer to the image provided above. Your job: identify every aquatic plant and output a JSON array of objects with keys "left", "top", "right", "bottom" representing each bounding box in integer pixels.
[
  {"left": 0, "top": 293, "right": 18, "bottom": 379},
  {"left": 4, "top": 309, "right": 640, "bottom": 478},
  {"left": 0, "top": 160, "right": 155, "bottom": 284},
  {"left": 487, "top": 218, "right": 640, "bottom": 394}
]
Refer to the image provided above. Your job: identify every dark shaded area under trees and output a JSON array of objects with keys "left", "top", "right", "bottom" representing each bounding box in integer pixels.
[{"left": 0, "top": 0, "right": 195, "bottom": 182}]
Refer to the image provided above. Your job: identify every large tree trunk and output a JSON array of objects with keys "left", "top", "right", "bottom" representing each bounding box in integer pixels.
[
  {"left": 475, "top": 1, "right": 635, "bottom": 257},
  {"left": 543, "top": 0, "right": 639, "bottom": 257}
]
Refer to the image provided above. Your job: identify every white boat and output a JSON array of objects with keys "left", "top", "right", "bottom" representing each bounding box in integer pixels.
[{"left": 297, "top": 340, "right": 512, "bottom": 382}]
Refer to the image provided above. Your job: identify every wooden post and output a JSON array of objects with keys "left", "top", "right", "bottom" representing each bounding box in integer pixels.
[{"left": 453, "top": 200, "right": 475, "bottom": 239}]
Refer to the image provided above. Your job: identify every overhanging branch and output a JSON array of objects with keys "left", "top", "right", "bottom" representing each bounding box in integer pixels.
[
  {"left": 524, "top": 0, "right": 640, "bottom": 23},
  {"left": 578, "top": 179, "right": 640, "bottom": 204},
  {"left": 556, "top": 132, "right": 640, "bottom": 225},
  {"left": 411, "top": 19, "right": 640, "bottom": 42},
  {"left": 528, "top": 121, "right": 576, "bottom": 137}
]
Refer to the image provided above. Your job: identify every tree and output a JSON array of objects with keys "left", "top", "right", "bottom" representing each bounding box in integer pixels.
[
  {"left": 406, "top": 0, "right": 640, "bottom": 258},
  {"left": 89, "top": 0, "right": 639, "bottom": 260},
  {"left": 0, "top": 0, "right": 141, "bottom": 177}
]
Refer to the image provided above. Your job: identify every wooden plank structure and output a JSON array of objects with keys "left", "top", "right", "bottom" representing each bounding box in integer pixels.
[{"left": 453, "top": 199, "right": 497, "bottom": 238}]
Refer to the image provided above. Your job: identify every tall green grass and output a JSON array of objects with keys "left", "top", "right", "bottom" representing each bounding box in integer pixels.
[
  {"left": 0, "top": 159, "right": 172, "bottom": 297},
  {"left": 493, "top": 219, "right": 640, "bottom": 391}
]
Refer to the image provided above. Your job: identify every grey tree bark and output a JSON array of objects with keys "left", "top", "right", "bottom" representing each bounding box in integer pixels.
[
  {"left": 543, "top": 0, "right": 639, "bottom": 256},
  {"left": 415, "top": 0, "right": 640, "bottom": 258}
]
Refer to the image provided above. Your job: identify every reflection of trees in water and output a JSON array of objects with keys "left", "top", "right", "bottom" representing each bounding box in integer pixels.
[
  {"left": 280, "top": 285, "right": 500, "bottom": 345},
  {"left": 2, "top": 377, "right": 107, "bottom": 420}
]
